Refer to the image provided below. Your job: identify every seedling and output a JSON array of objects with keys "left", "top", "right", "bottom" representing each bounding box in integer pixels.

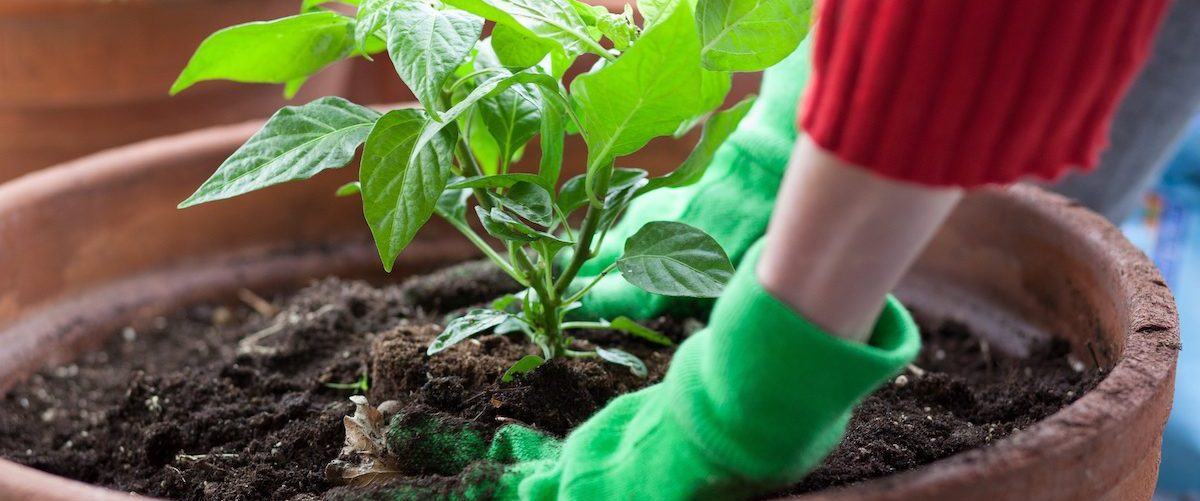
[
  {"left": 172, "top": 0, "right": 809, "bottom": 376},
  {"left": 326, "top": 368, "right": 371, "bottom": 394}
]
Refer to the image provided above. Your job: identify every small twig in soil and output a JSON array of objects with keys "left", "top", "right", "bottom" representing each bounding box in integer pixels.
[
  {"left": 1086, "top": 341, "right": 1104, "bottom": 372},
  {"left": 308, "top": 303, "right": 338, "bottom": 321},
  {"left": 495, "top": 416, "right": 531, "bottom": 427},
  {"left": 175, "top": 453, "right": 239, "bottom": 462},
  {"left": 905, "top": 364, "right": 927, "bottom": 377},
  {"left": 237, "top": 318, "right": 285, "bottom": 356},
  {"left": 978, "top": 338, "right": 992, "bottom": 367},
  {"left": 238, "top": 288, "right": 279, "bottom": 318}
]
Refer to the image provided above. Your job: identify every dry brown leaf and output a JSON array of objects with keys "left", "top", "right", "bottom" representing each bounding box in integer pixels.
[{"left": 326, "top": 396, "right": 404, "bottom": 486}]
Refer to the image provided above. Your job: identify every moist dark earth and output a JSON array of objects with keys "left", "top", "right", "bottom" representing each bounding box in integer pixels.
[{"left": 0, "top": 260, "right": 1103, "bottom": 500}]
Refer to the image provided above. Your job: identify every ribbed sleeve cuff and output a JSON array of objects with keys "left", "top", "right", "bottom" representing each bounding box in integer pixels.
[
  {"left": 667, "top": 242, "right": 920, "bottom": 482},
  {"left": 799, "top": 0, "right": 1169, "bottom": 188}
]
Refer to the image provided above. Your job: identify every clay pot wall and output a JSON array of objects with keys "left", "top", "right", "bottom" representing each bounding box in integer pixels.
[{"left": 0, "top": 0, "right": 352, "bottom": 183}]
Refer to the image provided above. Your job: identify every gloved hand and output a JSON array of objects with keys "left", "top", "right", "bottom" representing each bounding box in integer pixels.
[
  {"left": 571, "top": 36, "right": 813, "bottom": 320},
  {"left": 381, "top": 240, "right": 921, "bottom": 501}
]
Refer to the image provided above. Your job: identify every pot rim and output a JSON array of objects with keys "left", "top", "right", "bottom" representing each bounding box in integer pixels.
[{"left": 0, "top": 118, "right": 1180, "bottom": 500}]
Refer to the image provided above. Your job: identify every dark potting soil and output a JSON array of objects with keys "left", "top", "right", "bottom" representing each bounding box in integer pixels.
[{"left": 0, "top": 260, "right": 1102, "bottom": 500}]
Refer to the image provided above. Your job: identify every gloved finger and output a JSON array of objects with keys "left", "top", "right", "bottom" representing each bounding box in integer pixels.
[
  {"left": 387, "top": 412, "right": 490, "bottom": 475},
  {"left": 486, "top": 424, "right": 562, "bottom": 463}
]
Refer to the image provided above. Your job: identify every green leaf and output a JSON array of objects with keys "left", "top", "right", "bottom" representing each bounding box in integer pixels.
[
  {"left": 428, "top": 309, "right": 511, "bottom": 354},
  {"left": 564, "top": 0, "right": 601, "bottom": 25},
  {"left": 336, "top": 181, "right": 362, "bottom": 197},
  {"left": 533, "top": 234, "right": 573, "bottom": 263},
  {"left": 672, "top": 112, "right": 708, "bottom": 138},
  {"left": 357, "top": 34, "right": 389, "bottom": 57},
  {"left": 492, "top": 23, "right": 552, "bottom": 70},
  {"left": 448, "top": 173, "right": 547, "bottom": 190},
  {"left": 179, "top": 97, "right": 379, "bottom": 207},
  {"left": 361, "top": 109, "right": 458, "bottom": 271},
  {"left": 538, "top": 86, "right": 566, "bottom": 189},
  {"left": 556, "top": 168, "right": 646, "bottom": 214},
  {"left": 596, "top": 346, "right": 647, "bottom": 377},
  {"left": 171, "top": 12, "right": 355, "bottom": 95},
  {"left": 697, "top": 0, "right": 811, "bottom": 72},
  {"left": 491, "top": 293, "right": 521, "bottom": 311},
  {"left": 596, "top": 168, "right": 649, "bottom": 228},
  {"left": 443, "top": 0, "right": 591, "bottom": 58},
  {"left": 473, "top": 41, "right": 543, "bottom": 167},
  {"left": 434, "top": 187, "right": 472, "bottom": 222},
  {"left": 467, "top": 110, "right": 502, "bottom": 174},
  {"left": 595, "top": 5, "right": 638, "bottom": 50},
  {"left": 635, "top": 0, "right": 691, "bottom": 29},
  {"left": 283, "top": 77, "right": 307, "bottom": 99},
  {"left": 502, "top": 355, "right": 546, "bottom": 382},
  {"left": 609, "top": 316, "right": 672, "bottom": 346},
  {"left": 642, "top": 95, "right": 755, "bottom": 193},
  {"left": 386, "top": 2, "right": 484, "bottom": 118},
  {"left": 476, "top": 206, "right": 539, "bottom": 242},
  {"left": 354, "top": 0, "right": 393, "bottom": 53},
  {"left": 556, "top": 174, "right": 588, "bottom": 214},
  {"left": 617, "top": 221, "right": 734, "bottom": 298},
  {"left": 570, "top": 0, "right": 729, "bottom": 175},
  {"left": 495, "top": 317, "right": 528, "bottom": 334},
  {"left": 411, "top": 71, "right": 561, "bottom": 177},
  {"left": 493, "top": 181, "right": 553, "bottom": 226},
  {"left": 478, "top": 84, "right": 541, "bottom": 167}
]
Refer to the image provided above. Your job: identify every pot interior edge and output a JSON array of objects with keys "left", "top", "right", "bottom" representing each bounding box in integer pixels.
[
  {"left": 894, "top": 276, "right": 1049, "bottom": 359},
  {"left": 1, "top": 222, "right": 1121, "bottom": 391},
  {"left": 0, "top": 236, "right": 477, "bottom": 394}
]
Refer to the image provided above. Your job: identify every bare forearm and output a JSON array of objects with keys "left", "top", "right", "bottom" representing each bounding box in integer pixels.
[{"left": 757, "top": 138, "right": 961, "bottom": 342}]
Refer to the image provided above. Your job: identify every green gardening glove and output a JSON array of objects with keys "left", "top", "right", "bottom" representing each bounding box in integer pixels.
[
  {"left": 572, "top": 36, "right": 813, "bottom": 320},
  {"left": 379, "top": 239, "right": 921, "bottom": 500}
]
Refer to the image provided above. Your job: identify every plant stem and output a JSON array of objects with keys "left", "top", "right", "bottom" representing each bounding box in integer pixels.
[
  {"left": 448, "top": 68, "right": 506, "bottom": 93},
  {"left": 542, "top": 90, "right": 588, "bottom": 144},
  {"left": 560, "top": 321, "right": 609, "bottom": 330},
  {"left": 564, "top": 349, "right": 599, "bottom": 358},
  {"left": 448, "top": 135, "right": 530, "bottom": 286},
  {"left": 579, "top": 38, "right": 617, "bottom": 62},
  {"left": 554, "top": 204, "right": 603, "bottom": 294},
  {"left": 510, "top": 243, "right": 564, "bottom": 358},
  {"left": 499, "top": 154, "right": 511, "bottom": 176},
  {"left": 561, "top": 261, "right": 617, "bottom": 305},
  {"left": 552, "top": 205, "right": 575, "bottom": 240},
  {"left": 448, "top": 219, "right": 529, "bottom": 286},
  {"left": 454, "top": 140, "right": 494, "bottom": 211}
]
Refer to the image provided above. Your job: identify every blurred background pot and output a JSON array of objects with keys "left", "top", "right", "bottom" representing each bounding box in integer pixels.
[
  {"left": 0, "top": 116, "right": 1180, "bottom": 500},
  {"left": 0, "top": 0, "right": 352, "bottom": 183}
]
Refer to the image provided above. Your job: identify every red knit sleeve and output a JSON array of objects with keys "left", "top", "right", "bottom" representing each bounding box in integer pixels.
[{"left": 798, "top": 0, "right": 1170, "bottom": 188}]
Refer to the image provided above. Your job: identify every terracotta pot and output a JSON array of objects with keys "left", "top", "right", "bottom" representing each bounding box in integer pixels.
[
  {"left": 0, "top": 117, "right": 1179, "bottom": 500},
  {"left": 0, "top": 0, "right": 352, "bottom": 184}
]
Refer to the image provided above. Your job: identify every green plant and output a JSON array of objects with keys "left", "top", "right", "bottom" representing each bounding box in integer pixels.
[
  {"left": 172, "top": 0, "right": 809, "bottom": 376},
  {"left": 326, "top": 367, "right": 371, "bottom": 393}
]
